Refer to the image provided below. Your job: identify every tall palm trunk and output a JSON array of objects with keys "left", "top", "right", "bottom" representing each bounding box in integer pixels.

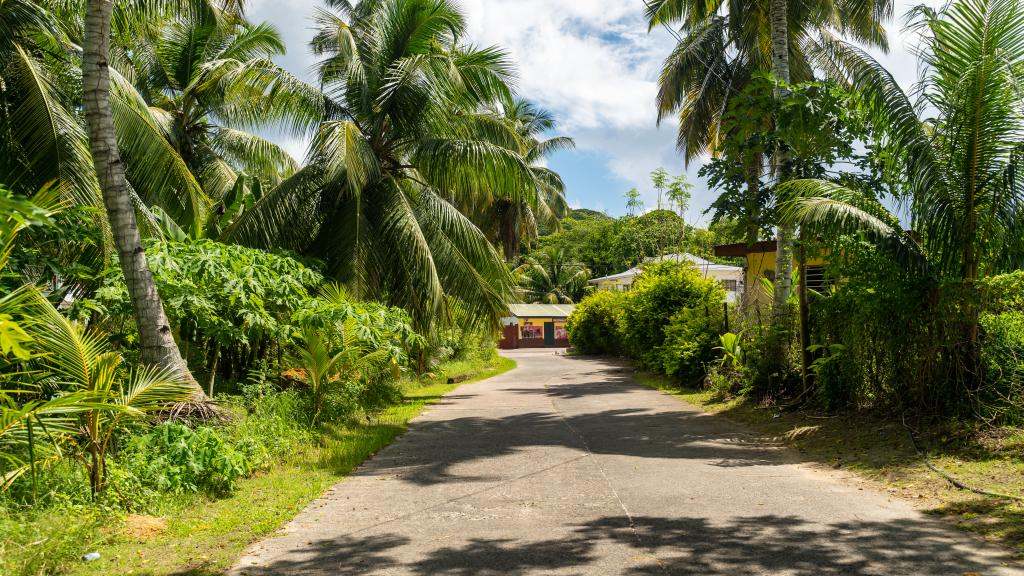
[
  {"left": 82, "top": 0, "right": 201, "bottom": 397},
  {"left": 770, "top": 0, "right": 795, "bottom": 313}
]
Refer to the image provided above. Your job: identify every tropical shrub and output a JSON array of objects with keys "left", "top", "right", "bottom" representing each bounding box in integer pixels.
[
  {"left": 80, "top": 240, "right": 323, "bottom": 385},
  {"left": 620, "top": 262, "right": 725, "bottom": 372},
  {"left": 566, "top": 290, "right": 627, "bottom": 354},
  {"left": 659, "top": 303, "right": 725, "bottom": 385},
  {"left": 119, "top": 424, "right": 251, "bottom": 496},
  {"left": 979, "top": 311, "right": 1024, "bottom": 424},
  {"left": 568, "top": 262, "right": 726, "bottom": 384}
]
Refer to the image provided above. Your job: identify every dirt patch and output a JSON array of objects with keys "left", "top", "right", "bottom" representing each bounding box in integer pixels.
[{"left": 121, "top": 515, "right": 167, "bottom": 541}]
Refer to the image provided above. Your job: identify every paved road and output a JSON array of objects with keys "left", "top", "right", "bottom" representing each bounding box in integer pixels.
[{"left": 233, "top": 349, "right": 1022, "bottom": 575}]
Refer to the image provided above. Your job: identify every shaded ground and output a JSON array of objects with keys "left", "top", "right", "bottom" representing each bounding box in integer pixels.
[
  {"left": 232, "top": 350, "right": 1023, "bottom": 575},
  {"left": 638, "top": 374, "right": 1024, "bottom": 557}
]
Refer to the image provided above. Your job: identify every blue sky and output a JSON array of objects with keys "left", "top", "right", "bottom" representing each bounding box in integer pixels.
[{"left": 249, "top": 0, "right": 926, "bottom": 222}]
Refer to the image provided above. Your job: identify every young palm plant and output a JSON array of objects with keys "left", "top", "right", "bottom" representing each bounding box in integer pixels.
[
  {"left": 227, "top": 0, "right": 531, "bottom": 333},
  {"left": 30, "top": 296, "right": 194, "bottom": 496},
  {"left": 1, "top": 188, "right": 191, "bottom": 496},
  {"left": 290, "top": 323, "right": 397, "bottom": 425}
]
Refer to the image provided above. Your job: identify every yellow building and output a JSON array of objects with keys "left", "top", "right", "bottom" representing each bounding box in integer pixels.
[
  {"left": 499, "top": 304, "right": 575, "bottom": 349},
  {"left": 713, "top": 241, "right": 829, "bottom": 306}
]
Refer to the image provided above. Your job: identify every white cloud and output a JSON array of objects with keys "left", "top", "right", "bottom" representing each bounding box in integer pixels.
[
  {"left": 461, "top": 0, "right": 673, "bottom": 131},
  {"left": 248, "top": 0, "right": 931, "bottom": 219}
]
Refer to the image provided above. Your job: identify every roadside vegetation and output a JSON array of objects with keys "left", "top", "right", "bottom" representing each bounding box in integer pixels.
[
  {"left": 1, "top": 353, "right": 514, "bottom": 576},
  {"left": 2, "top": 1, "right": 535, "bottom": 574},
  {"left": 568, "top": 0, "right": 1024, "bottom": 554}
]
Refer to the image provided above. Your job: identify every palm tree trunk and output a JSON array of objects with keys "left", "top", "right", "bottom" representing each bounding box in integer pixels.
[
  {"left": 82, "top": 0, "right": 202, "bottom": 397},
  {"left": 769, "top": 0, "right": 796, "bottom": 366},
  {"left": 744, "top": 158, "right": 761, "bottom": 246},
  {"left": 499, "top": 201, "right": 519, "bottom": 260},
  {"left": 770, "top": 0, "right": 791, "bottom": 87}
]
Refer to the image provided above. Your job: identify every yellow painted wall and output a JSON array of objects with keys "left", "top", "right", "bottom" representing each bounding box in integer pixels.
[
  {"left": 518, "top": 317, "right": 567, "bottom": 338},
  {"left": 744, "top": 250, "right": 827, "bottom": 306}
]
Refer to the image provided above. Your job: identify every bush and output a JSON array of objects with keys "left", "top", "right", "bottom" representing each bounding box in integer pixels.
[
  {"left": 568, "top": 262, "right": 727, "bottom": 384},
  {"left": 980, "top": 311, "right": 1024, "bottom": 423},
  {"left": 659, "top": 304, "right": 725, "bottom": 385},
  {"left": 221, "top": 379, "right": 317, "bottom": 469},
  {"left": 621, "top": 262, "right": 726, "bottom": 374},
  {"left": 567, "top": 290, "right": 626, "bottom": 354},
  {"left": 120, "top": 424, "right": 252, "bottom": 496}
]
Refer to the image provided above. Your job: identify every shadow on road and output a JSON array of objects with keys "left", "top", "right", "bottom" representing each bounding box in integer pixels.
[
  {"left": 236, "top": 514, "right": 998, "bottom": 575},
  {"left": 359, "top": 359, "right": 784, "bottom": 486}
]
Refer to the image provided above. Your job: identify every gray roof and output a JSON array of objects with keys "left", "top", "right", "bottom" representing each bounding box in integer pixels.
[
  {"left": 590, "top": 253, "right": 741, "bottom": 285},
  {"left": 507, "top": 303, "right": 577, "bottom": 318},
  {"left": 589, "top": 267, "right": 641, "bottom": 284}
]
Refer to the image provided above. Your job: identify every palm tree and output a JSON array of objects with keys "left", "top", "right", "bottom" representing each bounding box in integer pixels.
[
  {"left": 781, "top": 0, "right": 1024, "bottom": 366},
  {"left": 0, "top": 1, "right": 99, "bottom": 208},
  {"left": 646, "top": 0, "right": 892, "bottom": 309},
  {"left": 82, "top": 0, "right": 199, "bottom": 391},
  {"left": 515, "top": 247, "right": 590, "bottom": 304},
  {"left": 473, "top": 100, "right": 574, "bottom": 260},
  {"left": 108, "top": 8, "right": 322, "bottom": 228},
  {"left": 228, "top": 0, "right": 535, "bottom": 333},
  {"left": 2, "top": 1, "right": 307, "bottom": 234}
]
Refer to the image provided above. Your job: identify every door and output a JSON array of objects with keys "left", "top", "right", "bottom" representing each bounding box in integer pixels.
[{"left": 543, "top": 322, "right": 555, "bottom": 346}]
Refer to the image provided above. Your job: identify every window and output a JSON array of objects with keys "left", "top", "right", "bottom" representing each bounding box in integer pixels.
[
  {"left": 521, "top": 325, "right": 543, "bottom": 339},
  {"left": 721, "top": 279, "right": 738, "bottom": 292},
  {"left": 805, "top": 266, "right": 830, "bottom": 292}
]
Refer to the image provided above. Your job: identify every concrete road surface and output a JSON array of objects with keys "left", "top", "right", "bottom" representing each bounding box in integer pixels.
[{"left": 232, "top": 349, "right": 1023, "bottom": 575}]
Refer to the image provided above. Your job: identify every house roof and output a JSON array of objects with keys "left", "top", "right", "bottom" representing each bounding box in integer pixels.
[
  {"left": 589, "top": 253, "right": 742, "bottom": 285},
  {"left": 589, "top": 267, "right": 641, "bottom": 284},
  {"left": 507, "top": 303, "right": 577, "bottom": 318},
  {"left": 714, "top": 241, "right": 778, "bottom": 258}
]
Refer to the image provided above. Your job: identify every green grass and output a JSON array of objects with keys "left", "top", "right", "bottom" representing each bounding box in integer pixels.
[
  {"left": 634, "top": 372, "right": 1024, "bottom": 557},
  {"left": 0, "top": 355, "right": 516, "bottom": 576}
]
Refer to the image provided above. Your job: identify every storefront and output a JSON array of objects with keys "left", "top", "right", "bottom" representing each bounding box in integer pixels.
[{"left": 499, "top": 304, "right": 575, "bottom": 349}]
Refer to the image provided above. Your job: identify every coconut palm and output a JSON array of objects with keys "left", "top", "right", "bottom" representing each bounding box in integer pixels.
[
  {"left": 227, "top": 0, "right": 534, "bottom": 332},
  {"left": 0, "top": 0, "right": 99, "bottom": 208},
  {"left": 108, "top": 8, "right": 322, "bottom": 226},
  {"left": 482, "top": 100, "right": 573, "bottom": 260},
  {"left": 515, "top": 247, "right": 590, "bottom": 304},
  {"left": 646, "top": 0, "right": 892, "bottom": 311}
]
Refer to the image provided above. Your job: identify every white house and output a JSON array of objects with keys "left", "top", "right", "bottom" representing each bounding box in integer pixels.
[{"left": 588, "top": 253, "right": 744, "bottom": 302}]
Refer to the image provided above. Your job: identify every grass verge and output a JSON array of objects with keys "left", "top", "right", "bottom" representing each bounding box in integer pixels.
[
  {"left": 1, "top": 355, "right": 516, "bottom": 576},
  {"left": 634, "top": 371, "right": 1024, "bottom": 557}
]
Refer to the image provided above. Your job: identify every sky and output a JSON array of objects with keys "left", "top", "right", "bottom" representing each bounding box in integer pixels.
[{"left": 248, "top": 0, "right": 928, "bottom": 222}]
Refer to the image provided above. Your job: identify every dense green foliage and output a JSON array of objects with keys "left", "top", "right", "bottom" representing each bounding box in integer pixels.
[
  {"left": 536, "top": 210, "right": 741, "bottom": 279},
  {"left": 568, "top": 262, "right": 726, "bottom": 384},
  {"left": 565, "top": 290, "right": 626, "bottom": 355}
]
